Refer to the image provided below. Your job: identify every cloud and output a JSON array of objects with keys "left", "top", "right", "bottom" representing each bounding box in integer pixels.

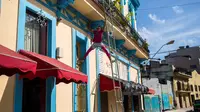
[
  {"left": 172, "top": 6, "right": 184, "bottom": 14},
  {"left": 138, "top": 14, "right": 200, "bottom": 58},
  {"left": 148, "top": 14, "right": 165, "bottom": 24}
]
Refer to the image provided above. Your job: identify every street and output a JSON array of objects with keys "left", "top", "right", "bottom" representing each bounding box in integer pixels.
[{"left": 165, "top": 107, "right": 193, "bottom": 112}]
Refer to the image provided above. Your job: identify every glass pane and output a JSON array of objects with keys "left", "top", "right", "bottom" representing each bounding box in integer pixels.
[
  {"left": 25, "top": 12, "right": 40, "bottom": 53},
  {"left": 77, "top": 84, "right": 87, "bottom": 111},
  {"left": 76, "top": 42, "right": 87, "bottom": 112}
]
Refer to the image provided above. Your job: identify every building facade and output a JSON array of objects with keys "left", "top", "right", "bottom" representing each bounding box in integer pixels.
[
  {"left": 173, "top": 68, "right": 192, "bottom": 109},
  {"left": 166, "top": 45, "right": 200, "bottom": 74},
  {"left": 189, "top": 70, "right": 200, "bottom": 103},
  {"left": 0, "top": 0, "right": 149, "bottom": 112},
  {"left": 142, "top": 60, "right": 174, "bottom": 111}
]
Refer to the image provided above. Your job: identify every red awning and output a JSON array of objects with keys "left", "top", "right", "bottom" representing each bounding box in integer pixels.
[
  {"left": 19, "top": 50, "right": 87, "bottom": 84},
  {"left": 100, "top": 74, "right": 121, "bottom": 92},
  {"left": 148, "top": 88, "right": 155, "bottom": 94},
  {"left": 0, "top": 45, "right": 37, "bottom": 76}
]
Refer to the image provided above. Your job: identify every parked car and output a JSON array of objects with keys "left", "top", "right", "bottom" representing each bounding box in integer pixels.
[{"left": 194, "top": 99, "right": 200, "bottom": 112}]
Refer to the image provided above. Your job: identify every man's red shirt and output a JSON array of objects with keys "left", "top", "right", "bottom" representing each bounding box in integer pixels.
[{"left": 92, "top": 29, "right": 104, "bottom": 43}]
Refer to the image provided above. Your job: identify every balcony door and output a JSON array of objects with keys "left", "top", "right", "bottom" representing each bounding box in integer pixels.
[{"left": 22, "top": 10, "right": 48, "bottom": 112}]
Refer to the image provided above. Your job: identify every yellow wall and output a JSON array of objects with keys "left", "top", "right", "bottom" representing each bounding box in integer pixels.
[
  {"left": 189, "top": 70, "right": 200, "bottom": 100},
  {"left": 88, "top": 45, "right": 98, "bottom": 112},
  {"left": 56, "top": 22, "right": 73, "bottom": 112},
  {"left": 0, "top": 0, "right": 19, "bottom": 112}
]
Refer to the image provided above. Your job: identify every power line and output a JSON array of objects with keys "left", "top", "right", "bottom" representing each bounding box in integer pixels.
[
  {"left": 138, "top": 1, "right": 200, "bottom": 11},
  {"left": 150, "top": 45, "right": 200, "bottom": 55},
  {"left": 150, "top": 50, "right": 177, "bottom": 55}
]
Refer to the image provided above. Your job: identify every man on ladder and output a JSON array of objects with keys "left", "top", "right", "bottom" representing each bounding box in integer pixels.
[{"left": 78, "top": 25, "right": 111, "bottom": 64}]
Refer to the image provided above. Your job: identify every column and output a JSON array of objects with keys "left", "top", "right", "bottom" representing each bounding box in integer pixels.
[{"left": 130, "top": 5, "right": 137, "bottom": 31}]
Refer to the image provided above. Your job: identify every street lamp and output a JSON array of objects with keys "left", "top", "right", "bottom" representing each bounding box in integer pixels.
[
  {"left": 151, "top": 40, "right": 175, "bottom": 59},
  {"left": 142, "top": 40, "right": 175, "bottom": 65},
  {"left": 166, "top": 40, "right": 175, "bottom": 45}
]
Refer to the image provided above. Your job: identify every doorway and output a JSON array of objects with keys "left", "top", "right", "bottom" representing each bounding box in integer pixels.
[
  {"left": 22, "top": 10, "right": 48, "bottom": 112},
  {"left": 191, "top": 95, "right": 195, "bottom": 103},
  {"left": 123, "top": 95, "right": 128, "bottom": 112},
  {"left": 178, "top": 95, "right": 183, "bottom": 108},
  {"left": 133, "top": 95, "right": 139, "bottom": 111},
  {"left": 101, "top": 92, "right": 109, "bottom": 112}
]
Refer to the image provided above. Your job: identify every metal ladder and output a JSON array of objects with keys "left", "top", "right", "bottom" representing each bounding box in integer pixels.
[{"left": 102, "top": 0, "right": 124, "bottom": 112}]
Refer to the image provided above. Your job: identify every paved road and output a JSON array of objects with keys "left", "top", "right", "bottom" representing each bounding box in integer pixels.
[{"left": 165, "top": 107, "right": 193, "bottom": 112}]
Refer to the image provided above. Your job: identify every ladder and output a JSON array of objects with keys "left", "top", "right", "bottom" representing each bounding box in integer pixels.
[{"left": 102, "top": 0, "right": 124, "bottom": 112}]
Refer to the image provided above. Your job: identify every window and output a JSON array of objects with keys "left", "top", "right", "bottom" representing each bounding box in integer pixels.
[
  {"left": 195, "top": 85, "right": 198, "bottom": 91},
  {"left": 75, "top": 42, "right": 87, "bottom": 112},
  {"left": 196, "top": 94, "right": 199, "bottom": 98},
  {"left": 182, "top": 82, "right": 185, "bottom": 90},
  {"left": 118, "top": 61, "right": 128, "bottom": 80},
  {"left": 191, "top": 85, "right": 194, "bottom": 91},
  {"left": 177, "top": 81, "right": 181, "bottom": 90},
  {"left": 199, "top": 86, "right": 200, "bottom": 91},
  {"left": 22, "top": 10, "right": 48, "bottom": 112}
]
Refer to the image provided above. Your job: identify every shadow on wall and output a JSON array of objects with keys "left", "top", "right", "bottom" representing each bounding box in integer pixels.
[
  {"left": 92, "top": 87, "right": 98, "bottom": 112},
  {"left": 0, "top": 76, "right": 15, "bottom": 112}
]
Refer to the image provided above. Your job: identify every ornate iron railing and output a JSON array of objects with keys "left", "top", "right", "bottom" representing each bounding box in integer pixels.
[{"left": 92, "top": 0, "right": 149, "bottom": 54}]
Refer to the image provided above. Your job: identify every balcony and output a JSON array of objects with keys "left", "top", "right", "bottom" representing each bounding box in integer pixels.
[
  {"left": 92, "top": 0, "right": 149, "bottom": 54},
  {"left": 69, "top": 0, "right": 149, "bottom": 58},
  {"left": 177, "top": 82, "right": 191, "bottom": 94},
  {"left": 174, "top": 68, "right": 192, "bottom": 78}
]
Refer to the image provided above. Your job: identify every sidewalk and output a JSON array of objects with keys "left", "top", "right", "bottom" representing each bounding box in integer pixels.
[{"left": 164, "top": 107, "right": 193, "bottom": 112}]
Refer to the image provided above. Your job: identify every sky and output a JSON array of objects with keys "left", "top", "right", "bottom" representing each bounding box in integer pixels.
[{"left": 137, "top": 0, "right": 200, "bottom": 59}]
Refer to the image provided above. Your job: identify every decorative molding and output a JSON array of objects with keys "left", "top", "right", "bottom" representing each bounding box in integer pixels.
[
  {"left": 90, "top": 20, "right": 105, "bottom": 29},
  {"left": 128, "top": 49, "right": 136, "bottom": 57},
  {"left": 57, "top": 0, "right": 75, "bottom": 9},
  {"left": 116, "top": 39, "right": 125, "bottom": 48}
]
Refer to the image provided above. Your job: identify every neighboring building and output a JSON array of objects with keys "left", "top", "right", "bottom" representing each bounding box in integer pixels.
[
  {"left": 0, "top": 0, "right": 149, "bottom": 112},
  {"left": 142, "top": 60, "right": 174, "bottom": 111},
  {"left": 165, "top": 46, "right": 200, "bottom": 109},
  {"left": 189, "top": 70, "right": 200, "bottom": 103},
  {"left": 173, "top": 68, "right": 192, "bottom": 109},
  {"left": 166, "top": 45, "right": 200, "bottom": 74}
]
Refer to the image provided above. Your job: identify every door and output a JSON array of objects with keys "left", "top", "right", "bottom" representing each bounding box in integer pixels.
[
  {"left": 179, "top": 95, "right": 183, "bottom": 108},
  {"left": 123, "top": 95, "right": 128, "bottom": 112},
  {"left": 133, "top": 95, "right": 139, "bottom": 112},
  {"left": 162, "top": 94, "right": 170, "bottom": 110},
  {"left": 191, "top": 95, "right": 195, "bottom": 103},
  {"left": 144, "top": 96, "right": 151, "bottom": 112},
  {"left": 151, "top": 96, "right": 160, "bottom": 112},
  {"left": 22, "top": 10, "right": 48, "bottom": 112},
  {"left": 101, "top": 92, "right": 109, "bottom": 112}
]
